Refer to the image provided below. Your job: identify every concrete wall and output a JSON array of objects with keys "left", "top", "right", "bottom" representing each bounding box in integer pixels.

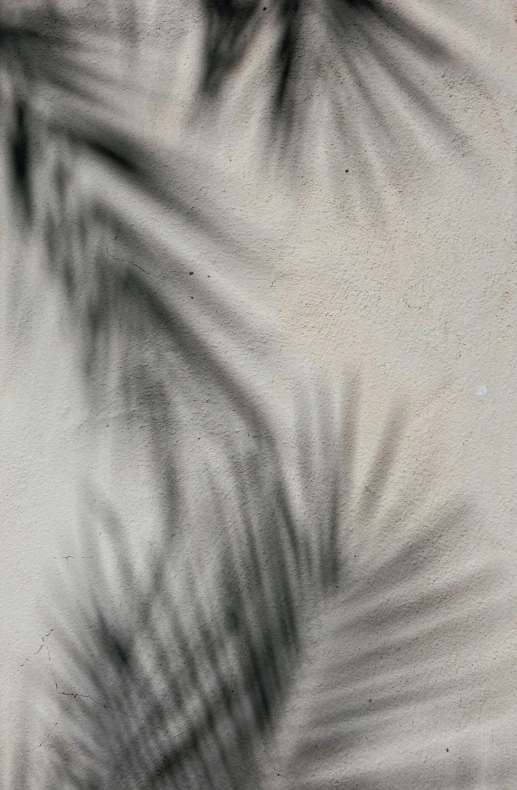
[{"left": 1, "top": 1, "right": 516, "bottom": 787}]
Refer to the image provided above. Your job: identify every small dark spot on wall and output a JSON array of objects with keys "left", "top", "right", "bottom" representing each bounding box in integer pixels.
[
  {"left": 368, "top": 698, "right": 372, "bottom": 703},
  {"left": 345, "top": 169, "right": 349, "bottom": 173},
  {"left": 191, "top": 296, "right": 194, "bottom": 299},
  {"left": 189, "top": 271, "right": 193, "bottom": 275},
  {"left": 446, "top": 748, "right": 449, "bottom": 752}
]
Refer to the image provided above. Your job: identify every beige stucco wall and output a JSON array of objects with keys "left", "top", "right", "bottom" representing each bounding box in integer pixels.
[{"left": 1, "top": 1, "right": 516, "bottom": 786}]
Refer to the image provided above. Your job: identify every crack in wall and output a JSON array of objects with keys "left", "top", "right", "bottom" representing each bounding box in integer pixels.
[{"left": 19, "top": 629, "right": 54, "bottom": 668}]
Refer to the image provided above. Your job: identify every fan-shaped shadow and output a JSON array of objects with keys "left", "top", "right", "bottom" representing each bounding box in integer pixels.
[
  {"left": 195, "top": 0, "right": 463, "bottom": 192},
  {"left": 2, "top": 0, "right": 467, "bottom": 224}
]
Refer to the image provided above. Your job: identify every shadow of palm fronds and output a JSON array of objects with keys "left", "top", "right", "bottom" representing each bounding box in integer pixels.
[
  {"left": 260, "top": 388, "right": 507, "bottom": 789},
  {"left": 197, "top": 0, "right": 459, "bottom": 176},
  {"left": 11, "top": 364, "right": 340, "bottom": 788},
  {"left": 1, "top": 3, "right": 495, "bottom": 788},
  {"left": 2, "top": 0, "right": 464, "bottom": 227},
  {"left": 0, "top": 1, "right": 141, "bottom": 218},
  {"left": 3, "top": 10, "right": 343, "bottom": 777}
]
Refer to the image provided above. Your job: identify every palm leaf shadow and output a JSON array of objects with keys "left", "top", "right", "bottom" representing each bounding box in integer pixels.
[
  {"left": 2, "top": 0, "right": 464, "bottom": 223},
  {"left": 3, "top": 9, "right": 339, "bottom": 784},
  {"left": 18, "top": 368, "right": 339, "bottom": 788},
  {"left": 1, "top": 2, "right": 484, "bottom": 787},
  {"left": 261, "top": 389, "right": 505, "bottom": 789},
  {"left": 197, "top": 0, "right": 460, "bottom": 176}
]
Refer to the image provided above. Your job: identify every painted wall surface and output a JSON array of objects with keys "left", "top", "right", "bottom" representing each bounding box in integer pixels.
[{"left": 1, "top": 1, "right": 516, "bottom": 787}]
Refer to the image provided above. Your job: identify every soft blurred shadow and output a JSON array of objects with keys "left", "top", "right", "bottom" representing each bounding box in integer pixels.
[
  {"left": 198, "top": 0, "right": 455, "bottom": 149},
  {"left": 256, "top": 386, "right": 509, "bottom": 788},
  {"left": 8, "top": 346, "right": 340, "bottom": 789},
  {"left": 1, "top": 0, "right": 463, "bottom": 220},
  {"left": 1, "top": 2, "right": 502, "bottom": 788}
]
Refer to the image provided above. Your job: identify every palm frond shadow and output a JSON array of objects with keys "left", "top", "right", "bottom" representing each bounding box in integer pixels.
[
  {"left": 196, "top": 0, "right": 462, "bottom": 183},
  {"left": 263, "top": 385, "right": 506, "bottom": 789},
  {"left": 4, "top": 12, "right": 342, "bottom": 772},
  {"left": 0, "top": 1, "right": 139, "bottom": 220},
  {"left": 12, "top": 373, "right": 339, "bottom": 788},
  {"left": 1, "top": 3, "right": 495, "bottom": 788},
  {"left": 8, "top": 389, "right": 500, "bottom": 790},
  {"left": 2, "top": 0, "right": 465, "bottom": 228}
]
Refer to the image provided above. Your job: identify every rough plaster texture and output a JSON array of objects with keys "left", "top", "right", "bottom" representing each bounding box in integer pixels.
[{"left": 1, "top": 0, "right": 517, "bottom": 787}]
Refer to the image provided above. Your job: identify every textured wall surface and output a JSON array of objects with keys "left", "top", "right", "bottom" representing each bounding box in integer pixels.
[{"left": 1, "top": 1, "right": 516, "bottom": 787}]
